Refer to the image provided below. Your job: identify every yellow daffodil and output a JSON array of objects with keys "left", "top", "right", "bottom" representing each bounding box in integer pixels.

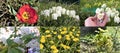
[
  {"left": 40, "top": 36, "right": 46, "bottom": 43},
  {"left": 40, "top": 44, "right": 44, "bottom": 49},
  {"left": 73, "top": 38, "right": 79, "bottom": 42},
  {"left": 58, "top": 35, "right": 62, "bottom": 39}
]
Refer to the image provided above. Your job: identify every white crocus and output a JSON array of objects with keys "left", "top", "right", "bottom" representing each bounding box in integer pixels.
[
  {"left": 69, "top": 10, "right": 76, "bottom": 17},
  {"left": 114, "top": 16, "right": 120, "bottom": 23},
  {"left": 66, "top": 10, "right": 70, "bottom": 15},
  {"left": 56, "top": 6, "right": 62, "bottom": 11},
  {"left": 74, "top": 15, "right": 80, "bottom": 20},
  {"left": 52, "top": 13, "right": 59, "bottom": 20},
  {"left": 101, "top": 4, "right": 107, "bottom": 8},
  {"left": 52, "top": 7, "right": 57, "bottom": 12},
  {"left": 43, "top": 10, "right": 50, "bottom": 17},
  {"left": 56, "top": 10, "right": 62, "bottom": 17},
  {"left": 61, "top": 8, "right": 66, "bottom": 14}
]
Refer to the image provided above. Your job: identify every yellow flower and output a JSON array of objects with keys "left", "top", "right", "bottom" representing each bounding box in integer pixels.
[
  {"left": 40, "top": 36, "right": 46, "bottom": 43},
  {"left": 53, "top": 49, "right": 59, "bottom": 53},
  {"left": 58, "top": 35, "right": 62, "bottom": 39},
  {"left": 76, "top": 34, "right": 80, "bottom": 37},
  {"left": 71, "top": 35, "right": 75, "bottom": 39},
  {"left": 53, "top": 32, "right": 57, "bottom": 34},
  {"left": 66, "top": 35, "right": 70, "bottom": 41},
  {"left": 78, "top": 31, "right": 80, "bottom": 33},
  {"left": 63, "top": 27, "right": 67, "bottom": 31},
  {"left": 51, "top": 45, "right": 57, "bottom": 50},
  {"left": 45, "top": 30, "right": 50, "bottom": 33},
  {"left": 61, "top": 31, "right": 67, "bottom": 34},
  {"left": 40, "top": 44, "right": 44, "bottom": 49},
  {"left": 50, "top": 41, "right": 54, "bottom": 44},
  {"left": 72, "top": 29, "right": 75, "bottom": 31},
  {"left": 60, "top": 43, "right": 70, "bottom": 49},
  {"left": 66, "top": 46, "right": 70, "bottom": 49},
  {"left": 76, "top": 50, "right": 80, "bottom": 52},
  {"left": 73, "top": 38, "right": 79, "bottom": 42},
  {"left": 69, "top": 31, "right": 73, "bottom": 36},
  {"left": 46, "top": 34, "right": 52, "bottom": 38}
]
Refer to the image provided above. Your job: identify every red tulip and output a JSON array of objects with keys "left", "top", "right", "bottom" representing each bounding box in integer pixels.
[{"left": 17, "top": 4, "right": 38, "bottom": 24}]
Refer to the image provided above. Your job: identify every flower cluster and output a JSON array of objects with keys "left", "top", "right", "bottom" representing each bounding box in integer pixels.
[
  {"left": 40, "top": 26, "right": 80, "bottom": 53},
  {"left": 96, "top": 4, "right": 120, "bottom": 23},
  {"left": 41, "top": 6, "right": 80, "bottom": 20}
]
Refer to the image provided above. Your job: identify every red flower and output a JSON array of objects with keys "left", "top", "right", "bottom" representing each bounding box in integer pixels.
[{"left": 17, "top": 4, "right": 38, "bottom": 24}]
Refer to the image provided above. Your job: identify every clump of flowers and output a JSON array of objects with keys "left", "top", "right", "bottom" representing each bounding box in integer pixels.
[
  {"left": 95, "top": 4, "right": 120, "bottom": 23},
  {"left": 40, "top": 26, "right": 80, "bottom": 53},
  {"left": 41, "top": 6, "right": 80, "bottom": 20},
  {"left": 16, "top": 4, "right": 38, "bottom": 24}
]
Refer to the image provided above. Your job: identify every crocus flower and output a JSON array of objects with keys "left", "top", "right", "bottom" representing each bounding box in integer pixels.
[{"left": 16, "top": 4, "right": 38, "bottom": 24}]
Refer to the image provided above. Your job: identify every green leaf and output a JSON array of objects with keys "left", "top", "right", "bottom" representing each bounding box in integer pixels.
[
  {"left": 6, "top": 39, "right": 15, "bottom": 46},
  {"left": 8, "top": 47, "right": 22, "bottom": 53}
]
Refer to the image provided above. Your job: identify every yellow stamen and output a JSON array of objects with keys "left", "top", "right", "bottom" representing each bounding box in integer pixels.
[{"left": 22, "top": 12, "right": 29, "bottom": 20}]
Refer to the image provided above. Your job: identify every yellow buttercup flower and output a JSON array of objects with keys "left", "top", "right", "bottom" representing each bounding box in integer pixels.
[
  {"left": 51, "top": 45, "right": 57, "bottom": 50},
  {"left": 72, "top": 29, "right": 75, "bottom": 31},
  {"left": 40, "top": 44, "right": 44, "bottom": 49},
  {"left": 73, "top": 38, "right": 79, "bottom": 42},
  {"left": 40, "top": 36, "right": 46, "bottom": 43},
  {"left": 71, "top": 35, "right": 75, "bottom": 39},
  {"left": 66, "top": 35, "right": 70, "bottom": 41},
  {"left": 53, "top": 32, "right": 57, "bottom": 34},
  {"left": 69, "top": 31, "right": 73, "bottom": 36},
  {"left": 52, "top": 49, "right": 59, "bottom": 53},
  {"left": 45, "top": 30, "right": 50, "bottom": 33},
  {"left": 46, "top": 34, "right": 52, "bottom": 38},
  {"left": 66, "top": 46, "right": 70, "bottom": 49},
  {"left": 58, "top": 35, "right": 62, "bottom": 39},
  {"left": 61, "top": 31, "right": 67, "bottom": 34},
  {"left": 76, "top": 34, "right": 80, "bottom": 37},
  {"left": 63, "top": 27, "right": 67, "bottom": 31}
]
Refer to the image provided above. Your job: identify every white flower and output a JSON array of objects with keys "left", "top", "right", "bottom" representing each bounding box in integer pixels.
[
  {"left": 61, "top": 8, "right": 66, "bottom": 14},
  {"left": 52, "top": 13, "right": 59, "bottom": 20},
  {"left": 43, "top": 10, "right": 50, "bottom": 17},
  {"left": 66, "top": 10, "right": 70, "bottom": 15},
  {"left": 56, "top": 10, "right": 61, "bottom": 17},
  {"left": 0, "top": 27, "right": 13, "bottom": 45},
  {"left": 74, "top": 15, "right": 80, "bottom": 20},
  {"left": 49, "top": 8, "right": 53, "bottom": 13},
  {"left": 56, "top": 6, "right": 62, "bottom": 11},
  {"left": 26, "top": 39, "right": 39, "bottom": 48},
  {"left": 96, "top": 8, "right": 104, "bottom": 13},
  {"left": 13, "top": 37, "right": 23, "bottom": 44},
  {"left": 69, "top": 10, "right": 76, "bottom": 17},
  {"left": 97, "top": 13, "right": 104, "bottom": 20},
  {"left": 114, "top": 16, "right": 120, "bottom": 23},
  {"left": 52, "top": 7, "right": 57, "bottom": 12},
  {"left": 101, "top": 4, "right": 107, "bottom": 8},
  {"left": 105, "top": 7, "right": 111, "bottom": 12}
]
